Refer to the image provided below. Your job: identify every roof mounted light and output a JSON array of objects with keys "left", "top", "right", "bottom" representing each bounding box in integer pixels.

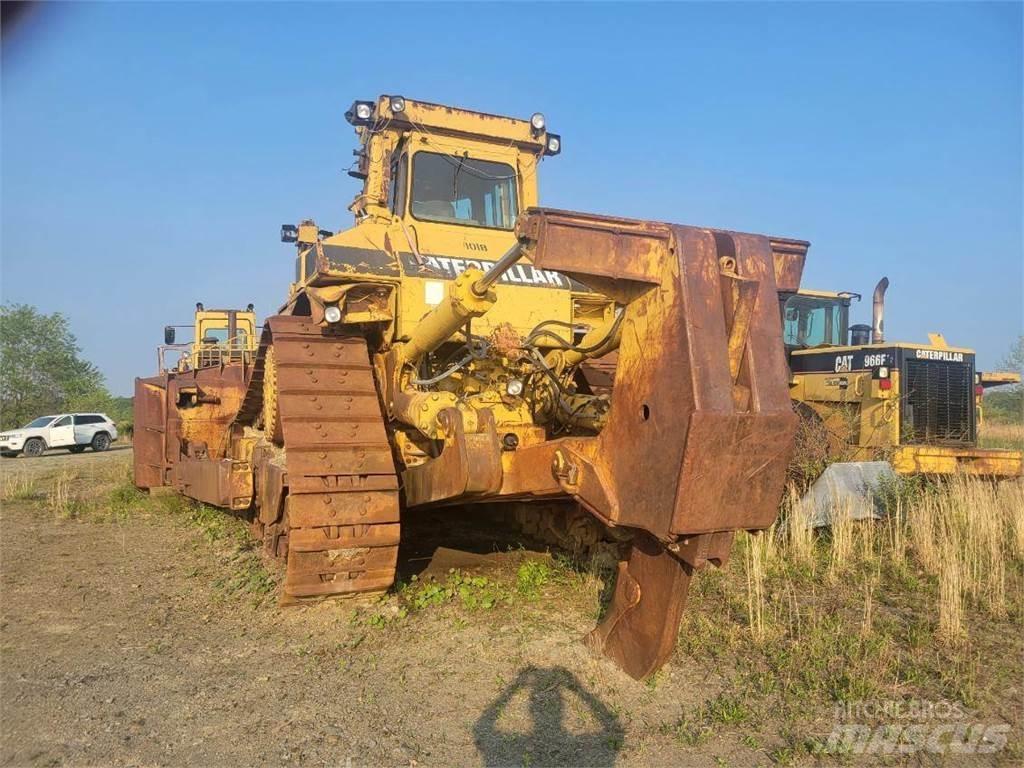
[
  {"left": 345, "top": 100, "right": 375, "bottom": 126},
  {"left": 280, "top": 224, "right": 298, "bottom": 243},
  {"left": 389, "top": 95, "right": 406, "bottom": 113},
  {"left": 544, "top": 133, "right": 562, "bottom": 156},
  {"left": 530, "top": 112, "right": 546, "bottom": 135}
]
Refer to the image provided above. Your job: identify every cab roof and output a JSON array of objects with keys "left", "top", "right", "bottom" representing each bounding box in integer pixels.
[{"left": 350, "top": 95, "right": 556, "bottom": 151}]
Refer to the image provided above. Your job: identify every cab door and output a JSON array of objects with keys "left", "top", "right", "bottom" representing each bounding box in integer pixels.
[{"left": 48, "top": 415, "right": 75, "bottom": 447}]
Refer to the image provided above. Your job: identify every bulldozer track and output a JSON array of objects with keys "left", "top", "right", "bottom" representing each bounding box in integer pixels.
[{"left": 238, "top": 316, "right": 400, "bottom": 602}]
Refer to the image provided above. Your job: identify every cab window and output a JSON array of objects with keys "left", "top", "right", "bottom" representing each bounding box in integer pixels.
[
  {"left": 410, "top": 152, "right": 517, "bottom": 230},
  {"left": 201, "top": 327, "right": 229, "bottom": 344},
  {"left": 53, "top": 416, "right": 72, "bottom": 427},
  {"left": 783, "top": 296, "right": 848, "bottom": 348}
]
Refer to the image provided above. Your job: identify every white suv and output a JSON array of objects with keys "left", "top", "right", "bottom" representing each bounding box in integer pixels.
[{"left": 0, "top": 413, "right": 119, "bottom": 458}]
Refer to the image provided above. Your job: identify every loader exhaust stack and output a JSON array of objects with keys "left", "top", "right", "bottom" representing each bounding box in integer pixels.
[{"left": 872, "top": 276, "right": 889, "bottom": 344}]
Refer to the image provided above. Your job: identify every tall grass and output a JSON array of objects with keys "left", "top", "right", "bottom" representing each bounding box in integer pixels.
[
  {"left": 741, "top": 476, "right": 1023, "bottom": 647},
  {"left": 745, "top": 532, "right": 768, "bottom": 642},
  {"left": 47, "top": 472, "right": 75, "bottom": 518},
  {"left": 978, "top": 421, "right": 1024, "bottom": 451},
  {"left": 1, "top": 472, "right": 36, "bottom": 502}
]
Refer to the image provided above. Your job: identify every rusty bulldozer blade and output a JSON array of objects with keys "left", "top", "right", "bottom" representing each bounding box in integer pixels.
[
  {"left": 585, "top": 533, "right": 694, "bottom": 680},
  {"left": 521, "top": 209, "right": 800, "bottom": 678}
]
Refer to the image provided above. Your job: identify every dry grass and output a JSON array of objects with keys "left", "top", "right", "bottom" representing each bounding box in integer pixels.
[
  {"left": 744, "top": 476, "right": 1022, "bottom": 645},
  {"left": 1, "top": 471, "right": 36, "bottom": 502},
  {"left": 979, "top": 420, "right": 1024, "bottom": 450},
  {"left": 703, "top": 476, "right": 1024, "bottom": 760},
  {"left": 744, "top": 531, "right": 768, "bottom": 642},
  {"left": 46, "top": 472, "right": 76, "bottom": 518},
  {"left": 937, "top": 520, "right": 966, "bottom": 644}
]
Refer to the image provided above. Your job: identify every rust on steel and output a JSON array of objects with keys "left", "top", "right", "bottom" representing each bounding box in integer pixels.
[
  {"left": 134, "top": 364, "right": 248, "bottom": 493},
  {"left": 249, "top": 317, "right": 401, "bottom": 601},
  {"left": 510, "top": 208, "right": 799, "bottom": 677}
]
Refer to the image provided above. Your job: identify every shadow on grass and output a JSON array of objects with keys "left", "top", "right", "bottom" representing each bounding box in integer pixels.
[{"left": 473, "top": 665, "right": 624, "bottom": 767}]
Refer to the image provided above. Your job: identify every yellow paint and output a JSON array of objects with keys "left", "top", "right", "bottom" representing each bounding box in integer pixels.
[
  {"left": 789, "top": 286, "right": 1022, "bottom": 477},
  {"left": 790, "top": 340, "right": 975, "bottom": 356},
  {"left": 288, "top": 96, "right": 587, "bottom": 344},
  {"left": 282, "top": 96, "right": 615, "bottom": 453},
  {"left": 192, "top": 308, "right": 257, "bottom": 369},
  {"left": 892, "top": 445, "right": 1022, "bottom": 477}
]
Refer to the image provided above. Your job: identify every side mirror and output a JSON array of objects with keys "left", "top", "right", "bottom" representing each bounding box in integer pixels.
[{"left": 164, "top": 326, "right": 176, "bottom": 345}]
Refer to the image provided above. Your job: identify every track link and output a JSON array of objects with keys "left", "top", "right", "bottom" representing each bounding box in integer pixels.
[{"left": 242, "top": 316, "right": 400, "bottom": 602}]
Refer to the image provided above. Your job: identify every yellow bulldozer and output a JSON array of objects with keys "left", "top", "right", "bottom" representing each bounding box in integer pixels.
[
  {"left": 782, "top": 278, "right": 1022, "bottom": 477},
  {"left": 159, "top": 302, "right": 258, "bottom": 371},
  {"left": 135, "top": 95, "right": 810, "bottom": 679}
]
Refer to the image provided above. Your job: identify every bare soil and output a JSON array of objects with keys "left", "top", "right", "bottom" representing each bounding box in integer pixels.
[
  {"left": 0, "top": 449, "right": 746, "bottom": 768},
  {"left": 1, "top": 450, "right": 1020, "bottom": 767}
]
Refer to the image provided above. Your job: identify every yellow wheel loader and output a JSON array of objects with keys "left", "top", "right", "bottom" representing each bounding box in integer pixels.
[
  {"left": 135, "top": 96, "right": 810, "bottom": 679},
  {"left": 782, "top": 279, "right": 1022, "bottom": 477}
]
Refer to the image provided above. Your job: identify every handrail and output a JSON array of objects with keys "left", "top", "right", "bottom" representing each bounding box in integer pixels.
[{"left": 157, "top": 332, "right": 256, "bottom": 374}]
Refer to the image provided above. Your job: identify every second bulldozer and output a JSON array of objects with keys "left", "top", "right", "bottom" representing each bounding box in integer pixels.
[{"left": 135, "top": 96, "right": 809, "bottom": 679}]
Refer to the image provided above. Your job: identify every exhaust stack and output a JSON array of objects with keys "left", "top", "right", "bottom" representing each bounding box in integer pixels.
[{"left": 872, "top": 277, "right": 889, "bottom": 344}]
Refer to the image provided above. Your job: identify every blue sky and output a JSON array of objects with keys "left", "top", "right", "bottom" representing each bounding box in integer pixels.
[{"left": 2, "top": 2, "right": 1021, "bottom": 396}]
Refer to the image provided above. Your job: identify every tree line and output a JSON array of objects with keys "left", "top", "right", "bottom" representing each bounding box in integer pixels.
[
  {"left": 0, "top": 301, "right": 1018, "bottom": 433},
  {"left": 0, "top": 303, "right": 132, "bottom": 431},
  {"left": 984, "top": 335, "right": 1023, "bottom": 423}
]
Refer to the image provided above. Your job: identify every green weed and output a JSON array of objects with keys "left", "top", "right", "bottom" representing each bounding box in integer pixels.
[
  {"left": 403, "top": 569, "right": 512, "bottom": 613},
  {"left": 516, "top": 560, "right": 551, "bottom": 600}
]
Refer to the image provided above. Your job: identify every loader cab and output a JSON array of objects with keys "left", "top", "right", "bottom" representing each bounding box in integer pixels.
[{"left": 781, "top": 290, "right": 852, "bottom": 352}]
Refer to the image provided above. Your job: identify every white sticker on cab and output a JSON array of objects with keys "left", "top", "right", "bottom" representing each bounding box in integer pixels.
[{"left": 425, "top": 280, "right": 445, "bottom": 307}]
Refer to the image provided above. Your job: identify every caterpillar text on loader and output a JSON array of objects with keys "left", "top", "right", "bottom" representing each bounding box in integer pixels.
[
  {"left": 134, "top": 96, "right": 809, "bottom": 679},
  {"left": 781, "top": 278, "right": 1022, "bottom": 477}
]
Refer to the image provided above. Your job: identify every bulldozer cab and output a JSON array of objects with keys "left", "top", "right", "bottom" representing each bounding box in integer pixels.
[
  {"left": 781, "top": 289, "right": 853, "bottom": 350},
  {"left": 160, "top": 304, "right": 257, "bottom": 372},
  {"left": 194, "top": 307, "right": 256, "bottom": 367},
  {"left": 345, "top": 96, "right": 558, "bottom": 225},
  {"left": 287, "top": 97, "right": 560, "bottom": 284},
  {"left": 284, "top": 96, "right": 584, "bottom": 345}
]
